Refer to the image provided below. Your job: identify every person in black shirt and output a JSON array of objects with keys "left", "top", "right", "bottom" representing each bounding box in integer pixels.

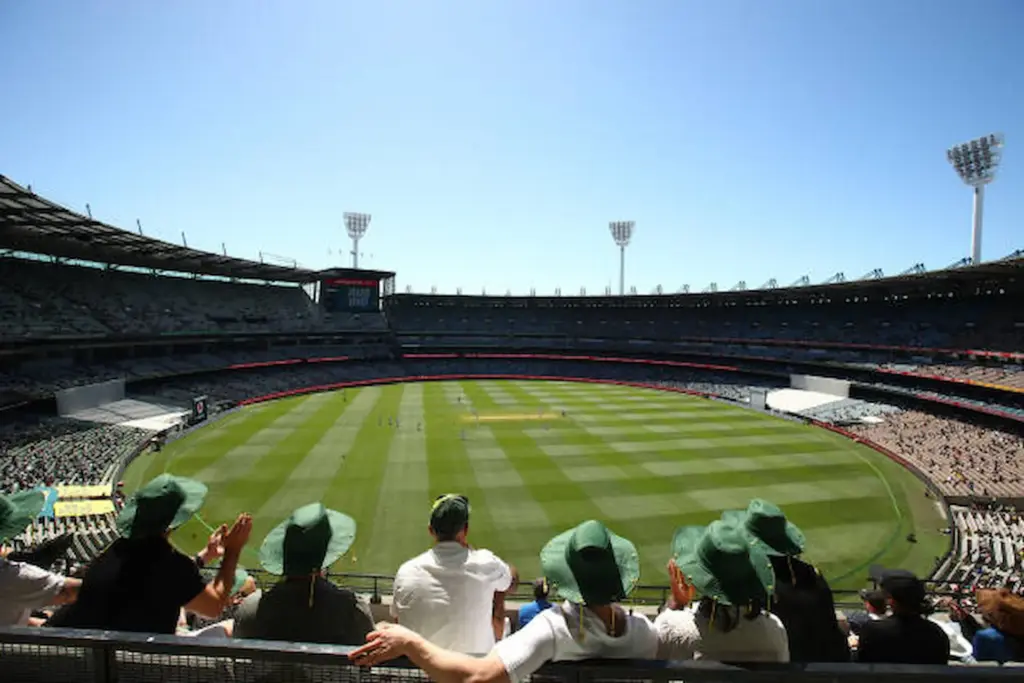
[
  {"left": 49, "top": 474, "right": 252, "bottom": 634},
  {"left": 856, "top": 569, "right": 949, "bottom": 664},
  {"left": 723, "top": 499, "right": 849, "bottom": 662}
]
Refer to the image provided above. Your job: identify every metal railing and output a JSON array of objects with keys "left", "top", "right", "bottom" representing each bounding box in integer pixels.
[{"left": 0, "top": 627, "right": 1020, "bottom": 683}]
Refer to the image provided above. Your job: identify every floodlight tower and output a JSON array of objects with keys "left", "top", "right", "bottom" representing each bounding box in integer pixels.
[
  {"left": 946, "top": 133, "right": 1005, "bottom": 265},
  {"left": 608, "top": 221, "right": 635, "bottom": 296},
  {"left": 344, "top": 212, "right": 372, "bottom": 269}
]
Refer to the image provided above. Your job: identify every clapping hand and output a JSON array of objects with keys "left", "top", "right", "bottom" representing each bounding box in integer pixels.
[
  {"left": 667, "top": 559, "right": 696, "bottom": 609},
  {"left": 222, "top": 514, "right": 253, "bottom": 556}
]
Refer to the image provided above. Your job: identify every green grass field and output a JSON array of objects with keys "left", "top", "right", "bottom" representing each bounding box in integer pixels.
[{"left": 122, "top": 380, "right": 949, "bottom": 592}]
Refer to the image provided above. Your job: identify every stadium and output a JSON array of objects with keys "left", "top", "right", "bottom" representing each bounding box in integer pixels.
[{"left": 2, "top": 167, "right": 1023, "bottom": 680}]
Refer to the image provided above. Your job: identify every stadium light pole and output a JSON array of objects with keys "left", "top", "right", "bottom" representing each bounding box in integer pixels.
[
  {"left": 344, "top": 212, "right": 372, "bottom": 269},
  {"left": 608, "top": 221, "right": 635, "bottom": 296},
  {"left": 946, "top": 133, "right": 1005, "bottom": 265}
]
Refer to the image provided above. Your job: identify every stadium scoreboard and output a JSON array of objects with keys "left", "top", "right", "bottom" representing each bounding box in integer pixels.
[{"left": 321, "top": 277, "right": 380, "bottom": 312}]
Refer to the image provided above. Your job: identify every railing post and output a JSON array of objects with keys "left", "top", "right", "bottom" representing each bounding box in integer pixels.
[
  {"left": 90, "top": 639, "right": 113, "bottom": 683},
  {"left": 371, "top": 576, "right": 382, "bottom": 604}
]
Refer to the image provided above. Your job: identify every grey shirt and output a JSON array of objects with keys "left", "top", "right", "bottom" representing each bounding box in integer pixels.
[{"left": 233, "top": 577, "right": 374, "bottom": 646}]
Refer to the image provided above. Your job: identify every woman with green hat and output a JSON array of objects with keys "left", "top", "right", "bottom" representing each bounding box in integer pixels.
[
  {"left": 350, "top": 520, "right": 658, "bottom": 683},
  {"left": 654, "top": 519, "right": 790, "bottom": 662},
  {"left": 47, "top": 474, "right": 252, "bottom": 635},
  {"left": 722, "top": 499, "right": 849, "bottom": 663},
  {"left": 233, "top": 502, "right": 375, "bottom": 645}
]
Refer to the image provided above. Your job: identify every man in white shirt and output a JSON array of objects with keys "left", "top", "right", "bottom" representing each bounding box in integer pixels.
[
  {"left": 0, "top": 490, "right": 80, "bottom": 625},
  {"left": 391, "top": 494, "right": 513, "bottom": 654},
  {"left": 354, "top": 519, "right": 658, "bottom": 683}
]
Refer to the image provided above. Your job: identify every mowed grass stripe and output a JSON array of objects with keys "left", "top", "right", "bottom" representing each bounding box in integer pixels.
[
  {"left": 503, "top": 381, "right": 701, "bottom": 569},
  {"left": 198, "top": 392, "right": 354, "bottom": 535},
  {"left": 420, "top": 383, "right": 547, "bottom": 568},
  {"left": 127, "top": 396, "right": 309, "bottom": 489},
  {"left": 461, "top": 382, "right": 607, "bottom": 532},
  {"left": 253, "top": 386, "right": 383, "bottom": 524},
  {"left": 362, "top": 384, "right": 431, "bottom": 572},
  {"left": 321, "top": 384, "right": 403, "bottom": 571}
]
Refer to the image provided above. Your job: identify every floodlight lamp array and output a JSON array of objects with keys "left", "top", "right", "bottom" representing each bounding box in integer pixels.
[
  {"left": 947, "top": 133, "right": 1004, "bottom": 186},
  {"left": 609, "top": 221, "right": 635, "bottom": 247},
  {"left": 344, "top": 212, "right": 372, "bottom": 239}
]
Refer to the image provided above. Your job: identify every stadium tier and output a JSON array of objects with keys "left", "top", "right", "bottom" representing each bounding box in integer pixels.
[{"left": 3, "top": 176, "right": 1024, "bottom": 677}]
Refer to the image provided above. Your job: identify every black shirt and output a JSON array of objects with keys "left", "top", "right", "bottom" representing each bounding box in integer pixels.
[
  {"left": 233, "top": 577, "right": 374, "bottom": 645},
  {"left": 769, "top": 556, "right": 849, "bottom": 662},
  {"left": 857, "top": 614, "right": 951, "bottom": 664},
  {"left": 48, "top": 537, "right": 206, "bottom": 634}
]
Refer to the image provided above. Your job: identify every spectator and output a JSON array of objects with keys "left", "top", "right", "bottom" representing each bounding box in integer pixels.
[
  {"left": 724, "top": 499, "right": 848, "bottom": 662},
  {"left": 518, "top": 579, "right": 553, "bottom": 629},
  {"left": 856, "top": 569, "right": 950, "bottom": 664},
  {"left": 847, "top": 589, "right": 888, "bottom": 636},
  {"left": 0, "top": 490, "right": 80, "bottom": 625},
  {"left": 177, "top": 569, "right": 253, "bottom": 639},
  {"left": 391, "top": 493, "right": 514, "bottom": 653},
  {"left": 655, "top": 519, "right": 789, "bottom": 662},
  {"left": 351, "top": 519, "right": 658, "bottom": 681},
  {"left": 493, "top": 564, "right": 519, "bottom": 640},
  {"left": 47, "top": 474, "right": 251, "bottom": 634},
  {"left": 971, "top": 588, "right": 1024, "bottom": 663},
  {"left": 233, "top": 502, "right": 374, "bottom": 645}
]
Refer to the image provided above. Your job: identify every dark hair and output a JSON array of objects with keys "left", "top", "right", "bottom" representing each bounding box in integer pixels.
[
  {"left": 431, "top": 526, "right": 464, "bottom": 543},
  {"left": 697, "top": 596, "right": 765, "bottom": 633},
  {"left": 533, "top": 579, "right": 549, "bottom": 601}
]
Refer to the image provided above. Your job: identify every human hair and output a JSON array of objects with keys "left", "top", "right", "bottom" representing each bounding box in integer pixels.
[
  {"left": 533, "top": 579, "right": 549, "bottom": 601},
  {"left": 430, "top": 523, "right": 466, "bottom": 543},
  {"left": 697, "top": 596, "right": 765, "bottom": 633}
]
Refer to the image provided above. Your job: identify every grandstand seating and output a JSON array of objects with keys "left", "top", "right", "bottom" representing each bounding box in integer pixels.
[
  {"left": 937, "top": 506, "right": 1023, "bottom": 598},
  {"left": 0, "top": 258, "right": 388, "bottom": 340}
]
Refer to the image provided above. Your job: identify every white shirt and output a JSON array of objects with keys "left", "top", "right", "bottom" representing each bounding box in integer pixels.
[
  {"left": 0, "top": 557, "right": 66, "bottom": 626},
  {"left": 654, "top": 605, "right": 790, "bottom": 662},
  {"left": 391, "top": 542, "right": 512, "bottom": 654},
  {"left": 493, "top": 602, "right": 659, "bottom": 683}
]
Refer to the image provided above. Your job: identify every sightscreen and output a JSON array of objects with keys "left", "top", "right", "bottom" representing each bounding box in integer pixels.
[{"left": 321, "top": 277, "right": 380, "bottom": 312}]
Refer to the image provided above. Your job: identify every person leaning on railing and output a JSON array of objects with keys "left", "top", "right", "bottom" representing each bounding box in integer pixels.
[
  {"left": 46, "top": 474, "right": 252, "bottom": 635},
  {"left": 350, "top": 520, "right": 658, "bottom": 683}
]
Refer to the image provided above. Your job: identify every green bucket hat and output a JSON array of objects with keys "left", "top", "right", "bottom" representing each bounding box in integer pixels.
[
  {"left": 116, "top": 474, "right": 208, "bottom": 539},
  {"left": 722, "top": 498, "right": 805, "bottom": 557},
  {"left": 0, "top": 490, "right": 46, "bottom": 544},
  {"left": 259, "top": 503, "right": 356, "bottom": 575},
  {"left": 540, "top": 520, "right": 639, "bottom": 605},
  {"left": 671, "top": 519, "right": 774, "bottom": 606}
]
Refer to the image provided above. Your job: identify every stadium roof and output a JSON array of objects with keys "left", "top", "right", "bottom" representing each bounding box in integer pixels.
[
  {"left": 0, "top": 175, "right": 318, "bottom": 282},
  {"left": 392, "top": 253, "right": 1024, "bottom": 307}
]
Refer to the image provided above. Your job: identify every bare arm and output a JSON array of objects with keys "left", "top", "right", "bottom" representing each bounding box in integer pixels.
[
  {"left": 52, "top": 577, "right": 81, "bottom": 605},
  {"left": 184, "top": 514, "right": 251, "bottom": 618},
  {"left": 350, "top": 623, "right": 509, "bottom": 683}
]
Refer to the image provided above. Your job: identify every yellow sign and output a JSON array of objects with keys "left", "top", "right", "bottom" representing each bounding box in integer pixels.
[
  {"left": 55, "top": 485, "right": 111, "bottom": 500},
  {"left": 54, "top": 500, "right": 115, "bottom": 518}
]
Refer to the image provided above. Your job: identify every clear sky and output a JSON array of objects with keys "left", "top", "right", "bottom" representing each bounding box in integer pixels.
[{"left": 1, "top": 1, "right": 1021, "bottom": 295}]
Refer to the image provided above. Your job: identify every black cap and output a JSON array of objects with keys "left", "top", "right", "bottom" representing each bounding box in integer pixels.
[
  {"left": 878, "top": 569, "right": 926, "bottom": 607},
  {"left": 430, "top": 494, "right": 470, "bottom": 537}
]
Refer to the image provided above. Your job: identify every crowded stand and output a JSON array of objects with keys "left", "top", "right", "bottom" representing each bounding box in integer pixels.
[
  {"left": 0, "top": 421, "right": 152, "bottom": 492},
  {"left": 848, "top": 411, "right": 1024, "bottom": 497},
  {"left": 938, "top": 506, "right": 1023, "bottom": 596}
]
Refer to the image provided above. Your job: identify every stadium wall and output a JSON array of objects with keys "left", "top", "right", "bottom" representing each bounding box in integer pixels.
[{"left": 54, "top": 378, "right": 125, "bottom": 416}]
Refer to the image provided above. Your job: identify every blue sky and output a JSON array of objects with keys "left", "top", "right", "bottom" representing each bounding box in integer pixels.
[{"left": 1, "top": 1, "right": 1021, "bottom": 295}]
